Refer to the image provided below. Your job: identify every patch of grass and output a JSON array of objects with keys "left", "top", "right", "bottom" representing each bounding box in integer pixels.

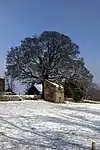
[
  {"left": 22, "top": 95, "right": 41, "bottom": 100},
  {"left": 0, "top": 97, "right": 9, "bottom": 101},
  {"left": 0, "top": 96, "right": 22, "bottom": 101}
]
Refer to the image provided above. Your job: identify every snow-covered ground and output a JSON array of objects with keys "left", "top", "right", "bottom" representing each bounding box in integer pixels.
[{"left": 0, "top": 100, "right": 100, "bottom": 149}]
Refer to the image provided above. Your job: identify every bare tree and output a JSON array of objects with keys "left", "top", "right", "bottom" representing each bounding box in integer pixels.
[
  {"left": 6, "top": 31, "right": 93, "bottom": 98},
  {"left": 5, "top": 72, "right": 15, "bottom": 93}
]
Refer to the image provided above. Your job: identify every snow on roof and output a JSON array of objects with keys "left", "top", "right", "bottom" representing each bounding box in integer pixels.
[
  {"left": 51, "top": 82, "right": 63, "bottom": 88},
  {"left": 45, "top": 80, "right": 63, "bottom": 88},
  {"left": 35, "top": 81, "right": 63, "bottom": 92},
  {"left": 35, "top": 83, "right": 42, "bottom": 93}
]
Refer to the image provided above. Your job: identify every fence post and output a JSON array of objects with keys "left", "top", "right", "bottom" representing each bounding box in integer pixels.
[{"left": 91, "top": 142, "right": 96, "bottom": 150}]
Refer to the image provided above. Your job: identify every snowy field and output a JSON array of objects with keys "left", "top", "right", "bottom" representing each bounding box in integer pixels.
[{"left": 0, "top": 100, "right": 100, "bottom": 149}]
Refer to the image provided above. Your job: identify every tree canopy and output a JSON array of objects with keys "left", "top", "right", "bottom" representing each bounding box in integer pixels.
[{"left": 6, "top": 31, "right": 93, "bottom": 98}]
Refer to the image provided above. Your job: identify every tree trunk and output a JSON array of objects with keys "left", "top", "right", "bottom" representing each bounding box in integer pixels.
[
  {"left": 41, "top": 73, "right": 48, "bottom": 100},
  {"left": 41, "top": 81, "right": 45, "bottom": 100}
]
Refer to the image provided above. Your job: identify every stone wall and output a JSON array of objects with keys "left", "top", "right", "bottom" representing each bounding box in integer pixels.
[
  {"left": 44, "top": 80, "right": 64, "bottom": 103},
  {"left": 56, "top": 87, "right": 64, "bottom": 103}
]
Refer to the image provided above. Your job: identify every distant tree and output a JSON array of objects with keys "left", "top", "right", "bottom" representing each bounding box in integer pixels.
[
  {"left": 5, "top": 72, "right": 15, "bottom": 93},
  {"left": 86, "top": 83, "right": 100, "bottom": 101},
  {"left": 70, "top": 58, "right": 93, "bottom": 92},
  {"left": 63, "top": 58, "right": 93, "bottom": 101},
  {"left": 6, "top": 31, "right": 93, "bottom": 99}
]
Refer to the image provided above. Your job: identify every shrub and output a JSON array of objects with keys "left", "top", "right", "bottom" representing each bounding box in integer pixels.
[{"left": 64, "top": 79, "right": 85, "bottom": 102}]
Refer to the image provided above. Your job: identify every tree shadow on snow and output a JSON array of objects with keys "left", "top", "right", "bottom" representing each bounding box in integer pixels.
[
  {"left": 0, "top": 115, "right": 91, "bottom": 150},
  {"left": 58, "top": 105, "right": 100, "bottom": 117}
]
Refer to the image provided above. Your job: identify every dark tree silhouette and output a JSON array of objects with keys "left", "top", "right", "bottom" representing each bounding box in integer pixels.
[{"left": 6, "top": 31, "right": 93, "bottom": 98}]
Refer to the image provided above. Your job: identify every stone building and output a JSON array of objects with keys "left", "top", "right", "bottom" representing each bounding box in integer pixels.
[{"left": 44, "top": 80, "right": 64, "bottom": 103}]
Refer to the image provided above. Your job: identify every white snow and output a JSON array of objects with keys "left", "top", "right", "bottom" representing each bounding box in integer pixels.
[
  {"left": 51, "top": 82, "right": 63, "bottom": 88},
  {"left": 0, "top": 100, "right": 100, "bottom": 149},
  {"left": 35, "top": 83, "right": 42, "bottom": 93},
  {"left": 47, "top": 80, "right": 63, "bottom": 89}
]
